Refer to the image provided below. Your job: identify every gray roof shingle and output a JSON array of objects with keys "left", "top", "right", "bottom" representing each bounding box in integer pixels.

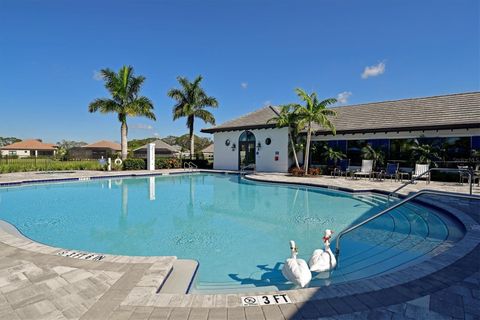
[
  {"left": 201, "top": 92, "right": 480, "bottom": 134},
  {"left": 133, "top": 140, "right": 178, "bottom": 152}
]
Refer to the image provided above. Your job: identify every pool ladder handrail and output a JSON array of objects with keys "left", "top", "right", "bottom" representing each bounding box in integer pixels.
[
  {"left": 335, "top": 189, "right": 479, "bottom": 257},
  {"left": 387, "top": 168, "right": 473, "bottom": 203},
  {"left": 240, "top": 164, "right": 256, "bottom": 174},
  {"left": 183, "top": 161, "right": 198, "bottom": 172}
]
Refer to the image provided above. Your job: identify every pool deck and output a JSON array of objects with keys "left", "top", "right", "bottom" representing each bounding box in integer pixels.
[{"left": 0, "top": 169, "right": 478, "bottom": 320}]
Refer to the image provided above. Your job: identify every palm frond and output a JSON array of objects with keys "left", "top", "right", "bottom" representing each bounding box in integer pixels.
[
  {"left": 194, "top": 109, "right": 216, "bottom": 125},
  {"left": 88, "top": 98, "right": 120, "bottom": 114}
]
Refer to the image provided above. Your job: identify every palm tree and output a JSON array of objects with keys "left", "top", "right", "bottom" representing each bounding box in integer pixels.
[
  {"left": 168, "top": 76, "right": 218, "bottom": 159},
  {"left": 267, "top": 105, "right": 301, "bottom": 169},
  {"left": 361, "top": 144, "right": 385, "bottom": 168},
  {"left": 293, "top": 88, "right": 337, "bottom": 174},
  {"left": 410, "top": 141, "right": 441, "bottom": 166},
  {"left": 88, "top": 66, "right": 155, "bottom": 160},
  {"left": 322, "top": 146, "right": 345, "bottom": 166}
]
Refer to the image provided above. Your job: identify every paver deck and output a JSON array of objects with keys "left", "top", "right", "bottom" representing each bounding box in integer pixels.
[{"left": 0, "top": 169, "right": 478, "bottom": 319}]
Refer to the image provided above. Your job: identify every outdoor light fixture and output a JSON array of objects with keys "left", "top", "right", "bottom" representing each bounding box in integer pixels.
[{"left": 231, "top": 143, "right": 236, "bottom": 151}]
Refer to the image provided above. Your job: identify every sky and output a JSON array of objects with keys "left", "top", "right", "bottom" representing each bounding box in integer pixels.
[{"left": 0, "top": 0, "right": 478, "bottom": 143}]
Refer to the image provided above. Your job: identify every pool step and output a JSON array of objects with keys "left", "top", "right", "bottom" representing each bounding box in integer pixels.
[
  {"left": 159, "top": 259, "right": 199, "bottom": 294},
  {"left": 192, "top": 200, "right": 461, "bottom": 293}
]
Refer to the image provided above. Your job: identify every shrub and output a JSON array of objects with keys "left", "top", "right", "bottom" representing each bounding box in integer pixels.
[
  {"left": 122, "top": 158, "right": 146, "bottom": 170},
  {"left": 290, "top": 167, "right": 305, "bottom": 177},
  {"left": 156, "top": 157, "right": 182, "bottom": 169},
  {"left": 308, "top": 167, "right": 322, "bottom": 176}
]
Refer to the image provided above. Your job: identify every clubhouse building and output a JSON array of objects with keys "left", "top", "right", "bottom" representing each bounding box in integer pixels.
[{"left": 201, "top": 92, "right": 480, "bottom": 172}]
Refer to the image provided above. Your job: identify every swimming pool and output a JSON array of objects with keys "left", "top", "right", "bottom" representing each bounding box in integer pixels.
[{"left": 0, "top": 173, "right": 465, "bottom": 293}]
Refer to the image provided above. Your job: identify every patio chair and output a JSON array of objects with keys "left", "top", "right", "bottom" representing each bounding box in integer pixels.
[
  {"left": 331, "top": 159, "right": 351, "bottom": 178},
  {"left": 381, "top": 163, "right": 399, "bottom": 181},
  {"left": 353, "top": 160, "right": 374, "bottom": 179},
  {"left": 412, "top": 163, "right": 430, "bottom": 184},
  {"left": 458, "top": 165, "right": 470, "bottom": 185}
]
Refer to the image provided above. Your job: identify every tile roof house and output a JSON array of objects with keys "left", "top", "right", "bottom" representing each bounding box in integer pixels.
[
  {"left": 133, "top": 140, "right": 180, "bottom": 158},
  {"left": 82, "top": 140, "right": 121, "bottom": 151},
  {"left": 0, "top": 139, "right": 58, "bottom": 158},
  {"left": 201, "top": 92, "right": 480, "bottom": 172},
  {"left": 201, "top": 144, "right": 214, "bottom": 159},
  {"left": 68, "top": 140, "right": 121, "bottom": 159}
]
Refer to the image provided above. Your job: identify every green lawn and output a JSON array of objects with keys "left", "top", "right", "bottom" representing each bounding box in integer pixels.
[{"left": 0, "top": 158, "right": 102, "bottom": 173}]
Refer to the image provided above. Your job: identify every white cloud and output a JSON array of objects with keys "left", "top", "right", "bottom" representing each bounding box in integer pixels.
[
  {"left": 153, "top": 132, "right": 160, "bottom": 137},
  {"left": 263, "top": 100, "right": 272, "bottom": 106},
  {"left": 240, "top": 82, "right": 248, "bottom": 89},
  {"left": 92, "top": 70, "right": 103, "bottom": 81},
  {"left": 131, "top": 124, "right": 153, "bottom": 130},
  {"left": 361, "top": 61, "right": 386, "bottom": 79},
  {"left": 337, "top": 91, "right": 352, "bottom": 104}
]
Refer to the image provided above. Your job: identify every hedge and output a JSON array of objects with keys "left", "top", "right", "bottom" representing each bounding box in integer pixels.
[
  {"left": 122, "top": 158, "right": 146, "bottom": 170},
  {"left": 156, "top": 158, "right": 182, "bottom": 169}
]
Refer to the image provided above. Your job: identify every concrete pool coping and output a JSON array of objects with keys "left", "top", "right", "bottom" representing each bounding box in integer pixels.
[{"left": 0, "top": 169, "right": 479, "bottom": 319}]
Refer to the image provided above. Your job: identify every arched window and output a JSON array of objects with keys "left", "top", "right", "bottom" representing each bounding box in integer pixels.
[{"left": 239, "top": 131, "right": 255, "bottom": 142}]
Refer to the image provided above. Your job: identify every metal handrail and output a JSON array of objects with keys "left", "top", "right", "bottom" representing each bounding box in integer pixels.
[
  {"left": 335, "top": 189, "right": 479, "bottom": 257},
  {"left": 387, "top": 167, "right": 473, "bottom": 202},
  {"left": 240, "top": 164, "right": 256, "bottom": 173},
  {"left": 183, "top": 162, "right": 197, "bottom": 171}
]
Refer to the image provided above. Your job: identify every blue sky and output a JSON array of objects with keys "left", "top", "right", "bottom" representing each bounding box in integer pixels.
[{"left": 0, "top": 0, "right": 478, "bottom": 143}]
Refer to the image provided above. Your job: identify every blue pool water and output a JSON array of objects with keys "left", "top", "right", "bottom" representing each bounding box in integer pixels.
[{"left": 0, "top": 173, "right": 465, "bottom": 292}]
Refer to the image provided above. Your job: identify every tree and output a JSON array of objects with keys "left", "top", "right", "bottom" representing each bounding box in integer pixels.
[
  {"left": 267, "top": 105, "right": 301, "bottom": 169},
  {"left": 56, "top": 140, "right": 88, "bottom": 160},
  {"left": 0, "top": 137, "right": 21, "bottom": 147},
  {"left": 322, "top": 145, "right": 345, "bottom": 166},
  {"left": 168, "top": 75, "right": 218, "bottom": 159},
  {"left": 88, "top": 65, "right": 156, "bottom": 160},
  {"left": 293, "top": 88, "right": 337, "bottom": 174},
  {"left": 410, "top": 141, "right": 441, "bottom": 167}
]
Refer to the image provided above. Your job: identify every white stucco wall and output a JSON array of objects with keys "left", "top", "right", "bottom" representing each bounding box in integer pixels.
[
  {"left": 213, "top": 127, "right": 289, "bottom": 172},
  {"left": 0, "top": 150, "right": 31, "bottom": 157}
]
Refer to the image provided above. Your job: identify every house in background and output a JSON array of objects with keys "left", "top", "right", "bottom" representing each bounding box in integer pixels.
[
  {"left": 133, "top": 140, "right": 180, "bottom": 158},
  {"left": 69, "top": 140, "right": 121, "bottom": 159},
  {"left": 201, "top": 92, "right": 480, "bottom": 172},
  {"left": 201, "top": 144, "right": 214, "bottom": 160},
  {"left": 0, "top": 139, "right": 57, "bottom": 158}
]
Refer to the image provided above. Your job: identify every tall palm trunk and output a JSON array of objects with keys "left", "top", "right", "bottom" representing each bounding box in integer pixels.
[
  {"left": 121, "top": 121, "right": 128, "bottom": 160},
  {"left": 189, "top": 117, "right": 195, "bottom": 160},
  {"left": 303, "top": 122, "right": 312, "bottom": 174},
  {"left": 289, "top": 129, "right": 300, "bottom": 169}
]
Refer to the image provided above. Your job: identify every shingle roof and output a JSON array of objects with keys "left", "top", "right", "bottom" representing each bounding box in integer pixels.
[
  {"left": 0, "top": 139, "right": 57, "bottom": 151},
  {"left": 133, "top": 140, "right": 178, "bottom": 152},
  {"left": 201, "top": 106, "right": 280, "bottom": 133},
  {"left": 82, "top": 140, "right": 121, "bottom": 151},
  {"left": 201, "top": 92, "right": 480, "bottom": 134},
  {"left": 201, "top": 144, "right": 214, "bottom": 153}
]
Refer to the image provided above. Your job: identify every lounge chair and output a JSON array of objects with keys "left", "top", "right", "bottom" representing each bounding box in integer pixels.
[
  {"left": 331, "top": 159, "right": 351, "bottom": 178},
  {"left": 380, "top": 163, "right": 399, "bottom": 181},
  {"left": 353, "top": 160, "right": 374, "bottom": 179},
  {"left": 412, "top": 163, "right": 430, "bottom": 184}
]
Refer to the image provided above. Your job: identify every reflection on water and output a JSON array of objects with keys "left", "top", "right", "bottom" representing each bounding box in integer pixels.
[{"left": 0, "top": 173, "right": 461, "bottom": 291}]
